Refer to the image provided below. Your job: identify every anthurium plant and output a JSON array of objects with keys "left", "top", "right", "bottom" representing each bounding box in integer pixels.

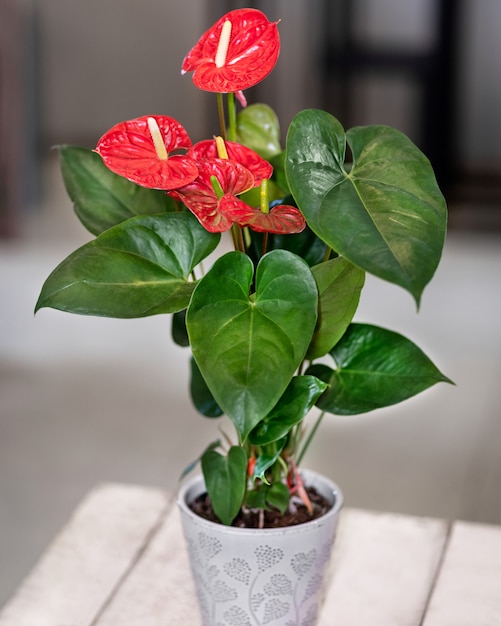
[{"left": 36, "top": 8, "right": 451, "bottom": 526}]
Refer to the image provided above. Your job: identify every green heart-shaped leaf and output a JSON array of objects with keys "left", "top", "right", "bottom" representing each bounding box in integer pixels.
[
  {"left": 59, "top": 146, "right": 176, "bottom": 235},
  {"left": 253, "top": 437, "right": 287, "bottom": 482},
  {"left": 265, "top": 481, "right": 290, "bottom": 514},
  {"left": 245, "top": 481, "right": 290, "bottom": 514},
  {"left": 249, "top": 375, "right": 328, "bottom": 445},
  {"left": 186, "top": 249, "right": 318, "bottom": 440},
  {"left": 171, "top": 310, "right": 189, "bottom": 347},
  {"left": 308, "top": 257, "right": 365, "bottom": 359},
  {"left": 235, "top": 103, "right": 282, "bottom": 159},
  {"left": 308, "top": 323, "right": 453, "bottom": 415},
  {"left": 285, "top": 110, "right": 447, "bottom": 306},
  {"left": 201, "top": 445, "right": 247, "bottom": 525},
  {"left": 190, "top": 357, "right": 223, "bottom": 418},
  {"left": 35, "top": 212, "right": 220, "bottom": 317}
]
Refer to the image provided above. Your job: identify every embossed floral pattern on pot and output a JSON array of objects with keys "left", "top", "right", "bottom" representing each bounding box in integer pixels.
[{"left": 178, "top": 470, "right": 343, "bottom": 626}]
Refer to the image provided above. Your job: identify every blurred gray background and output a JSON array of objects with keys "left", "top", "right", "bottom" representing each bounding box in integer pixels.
[{"left": 1, "top": 0, "right": 501, "bottom": 608}]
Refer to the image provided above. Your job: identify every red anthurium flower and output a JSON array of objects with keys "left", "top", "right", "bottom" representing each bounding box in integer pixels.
[
  {"left": 220, "top": 198, "right": 306, "bottom": 234},
  {"left": 95, "top": 115, "right": 199, "bottom": 190},
  {"left": 181, "top": 9, "right": 280, "bottom": 93},
  {"left": 169, "top": 158, "right": 254, "bottom": 233},
  {"left": 189, "top": 139, "right": 273, "bottom": 187}
]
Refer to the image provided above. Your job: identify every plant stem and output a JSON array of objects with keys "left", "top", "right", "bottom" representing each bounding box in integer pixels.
[
  {"left": 227, "top": 92, "right": 236, "bottom": 141},
  {"left": 243, "top": 226, "right": 252, "bottom": 249},
  {"left": 230, "top": 224, "right": 239, "bottom": 251},
  {"left": 217, "top": 93, "right": 226, "bottom": 140},
  {"left": 231, "top": 224, "right": 245, "bottom": 252},
  {"left": 296, "top": 411, "right": 326, "bottom": 466},
  {"left": 297, "top": 358, "right": 307, "bottom": 376},
  {"left": 260, "top": 232, "right": 268, "bottom": 257}
]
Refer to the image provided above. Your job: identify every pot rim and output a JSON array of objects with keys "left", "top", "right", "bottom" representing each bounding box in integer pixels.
[{"left": 177, "top": 468, "right": 343, "bottom": 536}]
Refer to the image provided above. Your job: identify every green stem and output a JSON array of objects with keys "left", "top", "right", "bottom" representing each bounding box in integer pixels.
[
  {"left": 259, "top": 179, "right": 270, "bottom": 257},
  {"left": 243, "top": 226, "right": 252, "bottom": 250},
  {"left": 217, "top": 93, "right": 226, "bottom": 140},
  {"left": 270, "top": 454, "right": 282, "bottom": 484},
  {"left": 231, "top": 224, "right": 245, "bottom": 252},
  {"left": 278, "top": 454, "right": 289, "bottom": 477},
  {"left": 230, "top": 225, "right": 239, "bottom": 251},
  {"left": 237, "top": 225, "right": 245, "bottom": 252},
  {"left": 296, "top": 411, "right": 326, "bottom": 466},
  {"left": 227, "top": 92, "right": 236, "bottom": 142}
]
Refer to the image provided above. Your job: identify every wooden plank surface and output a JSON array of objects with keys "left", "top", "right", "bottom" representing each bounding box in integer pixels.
[
  {"left": 0, "top": 483, "right": 169, "bottom": 626},
  {"left": 4, "top": 483, "right": 500, "bottom": 626},
  {"left": 96, "top": 506, "right": 199, "bottom": 626},
  {"left": 423, "top": 520, "right": 501, "bottom": 626},
  {"left": 318, "top": 509, "right": 449, "bottom": 626}
]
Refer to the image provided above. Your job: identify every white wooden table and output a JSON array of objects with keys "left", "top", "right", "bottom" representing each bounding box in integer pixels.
[{"left": 1, "top": 483, "right": 501, "bottom": 625}]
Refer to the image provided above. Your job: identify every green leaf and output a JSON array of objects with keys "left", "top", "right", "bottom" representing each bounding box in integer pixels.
[
  {"left": 266, "top": 481, "right": 290, "bottom": 514},
  {"left": 171, "top": 310, "right": 189, "bottom": 347},
  {"left": 249, "top": 376, "right": 328, "bottom": 445},
  {"left": 307, "top": 257, "right": 365, "bottom": 359},
  {"left": 269, "top": 151, "right": 290, "bottom": 195},
  {"left": 235, "top": 103, "right": 282, "bottom": 159},
  {"left": 190, "top": 357, "right": 224, "bottom": 418},
  {"left": 59, "top": 145, "right": 176, "bottom": 235},
  {"left": 245, "top": 488, "right": 267, "bottom": 510},
  {"left": 245, "top": 481, "right": 290, "bottom": 514},
  {"left": 309, "top": 323, "right": 453, "bottom": 415},
  {"left": 35, "top": 212, "right": 220, "bottom": 318},
  {"left": 186, "top": 249, "right": 318, "bottom": 440},
  {"left": 285, "top": 110, "right": 448, "bottom": 306},
  {"left": 253, "top": 438, "right": 287, "bottom": 482},
  {"left": 201, "top": 446, "right": 247, "bottom": 525}
]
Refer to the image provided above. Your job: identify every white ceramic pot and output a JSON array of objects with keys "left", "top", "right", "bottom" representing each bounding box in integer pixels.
[{"left": 178, "top": 469, "right": 343, "bottom": 626}]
